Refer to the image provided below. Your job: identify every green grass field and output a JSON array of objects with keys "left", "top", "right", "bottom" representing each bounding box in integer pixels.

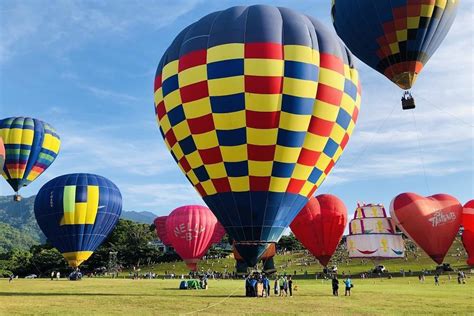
[{"left": 1, "top": 276, "right": 473, "bottom": 315}]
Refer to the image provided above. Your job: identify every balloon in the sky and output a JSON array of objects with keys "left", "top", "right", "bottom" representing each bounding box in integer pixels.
[
  {"left": 154, "top": 5, "right": 361, "bottom": 266},
  {"left": 166, "top": 205, "right": 225, "bottom": 271},
  {"left": 0, "top": 137, "right": 5, "bottom": 172},
  {"left": 332, "top": 0, "right": 458, "bottom": 90},
  {"left": 390, "top": 193, "right": 462, "bottom": 264},
  {"left": 154, "top": 216, "right": 172, "bottom": 246},
  {"left": 347, "top": 203, "right": 404, "bottom": 259},
  {"left": 290, "top": 194, "right": 347, "bottom": 266},
  {"left": 34, "top": 173, "right": 122, "bottom": 267},
  {"left": 462, "top": 200, "right": 474, "bottom": 265},
  {"left": 1, "top": 117, "right": 61, "bottom": 199}
]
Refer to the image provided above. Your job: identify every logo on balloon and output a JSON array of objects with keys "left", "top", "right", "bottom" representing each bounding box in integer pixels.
[
  {"left": 174, "top": 223, "right": 205, "bottom": 241},
  {"left": 428, "top": 210, "right": 456, "bottom": 228}
]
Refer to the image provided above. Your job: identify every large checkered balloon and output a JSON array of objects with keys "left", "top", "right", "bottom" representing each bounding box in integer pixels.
[
  {"left": 154, "top": 5, "right": 361, "bottom": 266},
  {"left": 332, "top": 0, "right": 458, "bottom": 90}
]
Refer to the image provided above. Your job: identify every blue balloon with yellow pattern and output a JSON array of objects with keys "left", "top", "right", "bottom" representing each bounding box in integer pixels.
[
  {"left": 332, "top": 0, "right": 458, "bottom": 90},
  {"left": 0, "top": 117, "right": 61, "bottom": 195},
  {"left": 34, "top": 173, "right": 122, "bottom": 267},
  {"left": 154, "top": 5, "right": 361, "bottom": 266}
]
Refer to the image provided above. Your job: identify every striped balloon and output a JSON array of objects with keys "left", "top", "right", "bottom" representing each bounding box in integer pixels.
[
  {"left": 154, "top": 5, "right": 361, "bottom": 266},
  {"left": 0, "top": 117, "right": 60, "bottom": 193},
  {"left": 34, "top": 173, "right": 122, "bottom": 267},
  {"left": 332, "top": 0, "right": 458, "bottom": 89}
]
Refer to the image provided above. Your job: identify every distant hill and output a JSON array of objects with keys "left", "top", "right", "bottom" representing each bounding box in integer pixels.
[
  {"left": 0, "top": 195, "right": 156, "bottom": 252},
  {"left": 121, "top": 210, "right": 156, "bottom": 224}
]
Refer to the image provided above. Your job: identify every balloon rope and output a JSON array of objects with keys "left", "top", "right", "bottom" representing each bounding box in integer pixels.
[
  {"left": 410, "top": 110, "right": 431, "bottom": 194},
  {"left": 416, "top": 94, "right": 474, "bottom": 128},
  {"left": 182, "top": 286, "right": 241, "bottom": 315},
  {"left": 324, "top": 101, "right": 398, "bottom": 194}
]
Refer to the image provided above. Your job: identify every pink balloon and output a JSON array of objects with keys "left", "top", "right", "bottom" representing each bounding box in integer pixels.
[
  {"left": 154, "top": 216, "right": 171, "bottom": 246},
  {"left": 166, "top": 205, "right": 224, "bottom": 271}
]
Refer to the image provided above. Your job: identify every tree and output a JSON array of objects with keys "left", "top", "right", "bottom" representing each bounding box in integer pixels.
[{"left": 277, "top": 234, "right": 303, "bottom": 251}]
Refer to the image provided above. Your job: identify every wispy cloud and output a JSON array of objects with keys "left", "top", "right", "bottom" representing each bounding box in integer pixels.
[{"left": 0, "top": 0, "right": 203, "bottom": 63}]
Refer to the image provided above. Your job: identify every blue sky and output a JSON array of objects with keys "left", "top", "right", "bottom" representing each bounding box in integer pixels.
[{"left": 0, "top": 0, "right": 472, "bottom": 218}]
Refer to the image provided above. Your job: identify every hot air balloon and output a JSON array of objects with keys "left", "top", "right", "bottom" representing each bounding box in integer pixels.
[
  {"left": 154, "top": 5, "right": 361, "bottom": 266},
  {"left": 390, "top": 193, "right": 462, "bottom": 264},
  {"left": 166, "top": 205, "right": 225, "bottom": 271},
  {"left": 347, "top": 203, "right": 404, "bottom": 259},
  {"left": 0, "top": 137, "right": 5, "bottom": 172},
  {"left": 154, "top": 216, "right": 172, "bottom": 246},
  {"left": 332, "top": 0, "right": 458, "bottom": 109},
  {"left": 34, "top": 173, "right": 122, "bottom": 268},
  {"left": 290, "top": 194, "right": 347, "bottom": 266},
  {"left": 462, "top": 200, "right": 474, "bottom": 265},
  {"left": 1, "top": 117, "right": 61, "bottom": 201},
  {"left": 233, "top": 243, "right": 277, "bottom": 274}
]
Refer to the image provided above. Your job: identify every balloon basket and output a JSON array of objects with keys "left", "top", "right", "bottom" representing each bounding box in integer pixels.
[{"left": 13, "top": 194, "right": 22, "bottom": 202}]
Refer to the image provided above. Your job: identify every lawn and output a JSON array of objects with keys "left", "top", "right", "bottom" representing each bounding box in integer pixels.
[{"left": 0, "top": 276, "right": 472, "bottom": 315}]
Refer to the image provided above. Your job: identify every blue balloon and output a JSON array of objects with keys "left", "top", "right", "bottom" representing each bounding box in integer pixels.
[{"left": 34, "top": 173, "right": 122, "bottom": 267}]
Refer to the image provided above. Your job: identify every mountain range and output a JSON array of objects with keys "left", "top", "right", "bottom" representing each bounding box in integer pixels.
[{"left": 0, "top": 195, "right": 157, "bottom": 253}]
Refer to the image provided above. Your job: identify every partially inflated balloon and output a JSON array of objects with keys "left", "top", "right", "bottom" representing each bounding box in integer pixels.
[
  {"left": 0, "top": 138, "right": 5, "bottom": 172},
  {"left": 1, "top": 117, "right": 60, "bottom": 195},
  {"left": 154, "top": 5, "right": 361, "bottom": 266},
  {"left": 332, "top": 0, "right": 458, "bottom": 89},
  {"left": 166, "top": 205, "right": 224, "bottom": 271},
  {"left": 154, "top": 216, "right": 172, "bottom": 246},
  {"left": 390, "top": 193, "right": 462, "bottom": 264},
  {"left": 462, "top": 200, "right": 474, "bottom": 265},
  {"left": 290, "top": 194, "right": 347, "bottom": 266},
  {"left": 34, "top": 173, "right": 122, "bottom": 267}
]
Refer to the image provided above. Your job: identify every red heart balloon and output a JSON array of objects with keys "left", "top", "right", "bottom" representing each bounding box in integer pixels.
[
  {"left": 390, "top": 193, "right": 462, "bottom": 264},
  {"left": 462, "top": 200, "right": 474, "bottom": 265},
  {"left": 290, "top": 194, "right": 347, "bottom": 266}
]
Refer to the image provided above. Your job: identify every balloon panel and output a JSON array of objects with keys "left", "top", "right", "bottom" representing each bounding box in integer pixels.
[
  {"left": 346, "top": 234, "right": 404, "bottom": 259},
  {"left": 0, "top": 117, "right": 61, "bottom": 192},
  {"left": 34, "top": 173, "right": 122, "bottom": 267},
  {"left": 332, "top": 0, "right": 458, "bottom": 89},
  {"left": 154, "top": 5, "right": 361, "bottom": 251},
  {"left": 0, "top": 137, "right": 4, "bottom": 171},
  {"left": 349, "top": 218, "right": 395, "bottom": 235}
]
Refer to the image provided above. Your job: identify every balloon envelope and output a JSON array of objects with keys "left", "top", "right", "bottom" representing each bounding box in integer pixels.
[
  {"left": 166, "top": 205, "right": 224, "bottom": 271},
  {"left": 390, "top": 193, "right": 462, "bottom": 264},
  {"left": 332, "top": 0, "right": 458, "bottom": 89},
  {"left": 34, "top": 173, "right": 122, "bottom": 267},
  {"left": 462, "top": 200, "right": 474, "bottom": 265},
  {"left": 1, "top": 117, "right": 60, "bottom": 193},
  {"left": 154, "top": 5, "right": 361, "bottom": 266},
  {"left": 290, "top": 194, "right": 347, "bottom": 266},
  {"left": 154, "top": 216, "right": 172, "bottom": 246},
  {"left": 0, "top": 137, "right": 4, "bottom": 172}
]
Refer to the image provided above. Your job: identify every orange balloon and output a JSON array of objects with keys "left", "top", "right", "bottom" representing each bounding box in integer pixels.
[{"left": 390, "top": 193, "right": 462, "bottom": 264}]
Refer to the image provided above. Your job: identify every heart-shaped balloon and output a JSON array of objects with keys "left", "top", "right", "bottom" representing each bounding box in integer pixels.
[
  {"left": 390, "top": 193, "right": 462, "bottom": 264},
  {"left": 462, "top": 200, "right": 474, "bottom": 265}
]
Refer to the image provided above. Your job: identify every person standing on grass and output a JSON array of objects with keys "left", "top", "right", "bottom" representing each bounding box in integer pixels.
[
  {"left": 283, "top": 276, "right": 288, "bottom": 296},
  {"left": 279, "top": 276, "right": 285, "bottom": 296},
  {"left": 262, "top": 275, "right": 270, "bottom": 297},
  {"left": 56, "top": 271, "right": 60, "bottom": 280},
  {"left": 332, "top": 276, "right": 339, "bottom": 296},
  {"left": 344, "top": 277, "right": 352, "bottom": 296},
  {"left": 274, "top": 277, "right": 279, "bottom": 295},
  {"left": 288, "top": 276, "right": 293, "bottom": 297},
  {"left": 434, "top": 274, "right": 440, "bottom": 286},
  {"left": 51, "top": 271, "right": 55, "bottom": 281}
]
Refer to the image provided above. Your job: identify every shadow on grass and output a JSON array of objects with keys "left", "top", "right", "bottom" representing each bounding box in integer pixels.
[{"left": 0, "top": 292, "right": 154, "bottom": 297}]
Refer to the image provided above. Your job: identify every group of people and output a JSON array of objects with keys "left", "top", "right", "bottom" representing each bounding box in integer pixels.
[
  {"left": 50, "top": 271, "right": 61, "bottom": 280},
  {"left": 245, "top": 274, "right": 294, "bottom": 297},
  {"left": 331, "top": 276, "right": 353, "bottom": 296}
]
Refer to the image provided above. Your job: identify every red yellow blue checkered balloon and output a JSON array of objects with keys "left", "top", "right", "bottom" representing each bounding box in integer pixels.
[{"left": 154, "top": 5, "right": 361, "bottom": 266}]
